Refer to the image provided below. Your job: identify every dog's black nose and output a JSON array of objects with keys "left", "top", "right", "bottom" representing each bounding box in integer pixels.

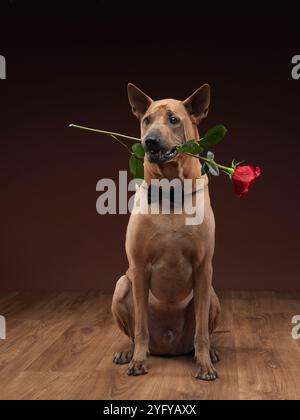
[{"left": 145, "top": 137, "right": 161, "bottom": 153}]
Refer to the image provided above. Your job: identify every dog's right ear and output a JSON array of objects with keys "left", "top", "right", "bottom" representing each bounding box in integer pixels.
[
  {"left": 183, "top": 84, "right": 211, "bottom": 124},
  {"left": 127, "top": 83, "right": 153, "bottom": 119}
]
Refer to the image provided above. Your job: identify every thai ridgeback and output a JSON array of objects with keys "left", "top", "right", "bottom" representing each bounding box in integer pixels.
[{"left": 111, "top": 83, "right": 221, "bottom": 381}]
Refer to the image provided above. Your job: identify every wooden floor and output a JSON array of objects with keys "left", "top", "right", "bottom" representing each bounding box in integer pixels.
[{"left": 0, "top": 291, "right": 299, "bottom": 400}]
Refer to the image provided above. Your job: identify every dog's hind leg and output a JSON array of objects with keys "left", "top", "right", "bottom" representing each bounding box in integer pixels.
[
  {"left": 209, "top": 287, "right": 221, "bottom": 364},
  {"left": 209, "top": 287, "right": 221, "bottom": 334},
  {"left": 111, "top": 275, "right": 135, "bottom": 365}
]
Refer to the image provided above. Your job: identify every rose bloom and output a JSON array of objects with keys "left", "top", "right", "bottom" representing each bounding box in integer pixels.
[{"left": 232, "top": 166, "right": 261, "bottom": 197}]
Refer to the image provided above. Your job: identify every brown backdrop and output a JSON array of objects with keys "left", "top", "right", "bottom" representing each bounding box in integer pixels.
[{"left": 1, "top": 3, "right": 300, "bottom": 292}]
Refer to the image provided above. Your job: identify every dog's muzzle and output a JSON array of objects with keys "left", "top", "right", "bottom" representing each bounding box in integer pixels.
[{"left": 144, "top": 136, "right": 177, "bottom": 164}]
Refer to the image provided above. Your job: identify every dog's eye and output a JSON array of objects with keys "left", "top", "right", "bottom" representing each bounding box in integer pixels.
[
  {"left": 143, "top": 117, "right": 150, "bottom": 126},
  {"left": 169, "top": 116, "right": 179, "bottom": 125}
]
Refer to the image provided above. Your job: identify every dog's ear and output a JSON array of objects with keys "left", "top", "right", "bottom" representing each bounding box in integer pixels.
[
  {"left": 127, "top": 83, "right": 153, "bottom": 119},
  {"left": 183, "top": 84, "right": 211, "bottom": 124}
]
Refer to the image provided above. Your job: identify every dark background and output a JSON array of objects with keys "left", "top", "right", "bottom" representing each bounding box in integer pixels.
[{"left": 1, "top": 2, "right": 299, "bottom": 292}]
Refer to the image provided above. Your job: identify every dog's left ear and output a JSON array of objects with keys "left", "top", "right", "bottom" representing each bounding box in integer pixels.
[
  {"left": 183, "top": 84, "right": 211, "bottom": 124},
  {"left": 127, "top": 83, "right": 153, "bottom": 119}
]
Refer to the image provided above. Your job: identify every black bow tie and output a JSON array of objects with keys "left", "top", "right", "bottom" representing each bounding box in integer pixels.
[{"left": 147, "top": 185, "right": 185, "bottom": 205}]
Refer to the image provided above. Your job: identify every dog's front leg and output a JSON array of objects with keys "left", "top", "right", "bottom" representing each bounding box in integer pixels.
[
  {"left": 127, "top": 267, "right": 150, "bottom": 376},
  {"left": 193, "top": 261, "right": 218, "bottom": 381}
]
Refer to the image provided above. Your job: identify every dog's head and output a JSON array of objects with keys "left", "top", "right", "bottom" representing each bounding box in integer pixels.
[{"left": 127, "top": 83, "right": 210, "bottom": 164}]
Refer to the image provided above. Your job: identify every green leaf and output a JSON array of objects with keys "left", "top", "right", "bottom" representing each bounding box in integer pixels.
[
  {"left": 200, "top": 125, "right": 227, "bottom": 147},
  {"left": 207, "top": 151, "right": 215, "bottom": 160},
  {"left": 201, "top": 162, "right": 210, "bottom": 176},
  {"left": 204, "top": 151, "right": 219, "bottom": 176},
  {"left": 129, "top": 155, "right": 144, "bottom": 179},
  {"left": 177, "top": 140, "right": 204, "bottom": 155},
  {"left": 206, "top": 160, "right": 220, "bottom": 176},
  {"left": 132, "top": 143, "right": 145, "bottom": 159}
]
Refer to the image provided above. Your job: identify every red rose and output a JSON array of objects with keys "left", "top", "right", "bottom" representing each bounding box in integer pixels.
[{"left": 232, "top": 165, "right": 261, "bottom": 197}]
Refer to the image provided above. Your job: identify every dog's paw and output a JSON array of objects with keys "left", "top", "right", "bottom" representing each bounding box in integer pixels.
[
  {"left": 194, "top": 358, "right": 218, "bottom": 382},
  {"left": 113, "top": 348, "right": 133, "bottom": 365},
  {"left": 210, "top": 348, "right": 220, "bottom": 364},
  {"left": 127, "top": 359, "right": 148, "bottom": 376}
]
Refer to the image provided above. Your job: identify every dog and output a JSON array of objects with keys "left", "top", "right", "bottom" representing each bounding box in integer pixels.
[{"left": 111, "top": 83, "right": 221, "bottom": 381}]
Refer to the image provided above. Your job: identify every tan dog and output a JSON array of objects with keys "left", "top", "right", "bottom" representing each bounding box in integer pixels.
[{"left": 111, "top": 83, "right": 221, "bottom": 381}]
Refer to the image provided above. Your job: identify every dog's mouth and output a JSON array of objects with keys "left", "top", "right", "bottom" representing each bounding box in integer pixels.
[{"left": 147, "top": 147, "right": 178, "bottom": 164}]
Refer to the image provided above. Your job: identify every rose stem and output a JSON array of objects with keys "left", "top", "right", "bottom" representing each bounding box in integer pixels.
[
  {"left": 108, "top": 134, "right": 132, "bottom": 155},
  {"left": 69, "top": 124, "right": 141, "bottom": 142},
  {"left": 184, "top": 152, "right": 234, "bottom": 175}
]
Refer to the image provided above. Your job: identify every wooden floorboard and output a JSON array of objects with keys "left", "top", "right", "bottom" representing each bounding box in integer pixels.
[{"left": 0, "top": 292, "right": 299, "bottom": 400}]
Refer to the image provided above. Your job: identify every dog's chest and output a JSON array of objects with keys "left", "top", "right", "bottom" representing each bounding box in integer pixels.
[
  {"left": 148, "top": 227, "right": 201, "bottom": 302},
  {"left": 127, "top": 210, "right": 213, "bottom": 302}
]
